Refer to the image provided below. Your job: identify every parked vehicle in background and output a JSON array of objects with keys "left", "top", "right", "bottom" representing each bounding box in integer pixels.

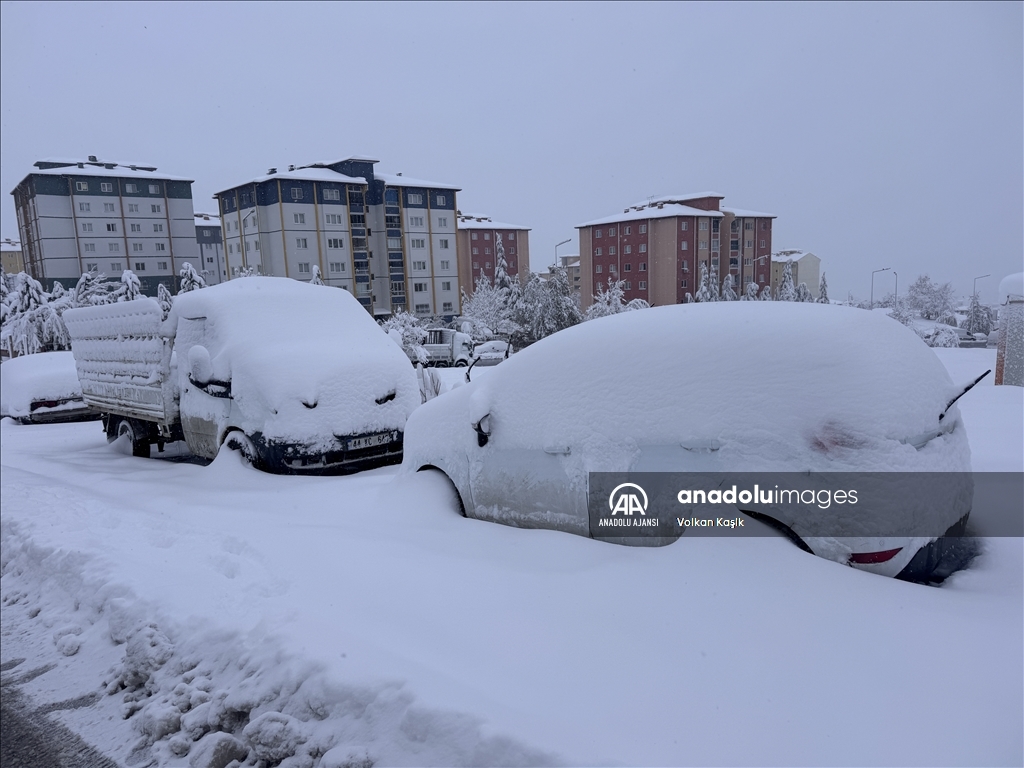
[
  {"left": 64, "top": 277, "right": 420, "bottom": 473},
  {"left": 0, "top": 351, "right": 99, "bottom": 425},
  {"left": 472, "top": 339, "right": 513, "bottom": 366},
  {"left": 416, "top": 328, "right": 474, "bottom": 367},
  {"left": 403, "top": 302, "right": 979, "bottom": 583}
]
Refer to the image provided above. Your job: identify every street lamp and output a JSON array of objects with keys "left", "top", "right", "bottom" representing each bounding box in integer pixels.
[
  {"left": 893, "top": 271, "right": 898, "bottom": 308},
  {"left": 751, "top": 253, "right": 769, "bottom": 296},
  {"left": 973, "top": 273, "right": 990, "bottom": 298},
  {"left": 554, "top": 238, "right": 571, "bottom": 271},
  {"left": 871, "top": 267, "right": 891, "bottom": 309}
]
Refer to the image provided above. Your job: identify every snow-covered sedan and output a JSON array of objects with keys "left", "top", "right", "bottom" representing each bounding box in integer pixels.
[
  {"left": 0, "top": 351, "right": 99, "bottom": 424},
  {"left": 403, "top": 302, "right": 979, "bottom": 582}
]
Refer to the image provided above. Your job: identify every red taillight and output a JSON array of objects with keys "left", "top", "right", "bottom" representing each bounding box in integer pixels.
[{"left": 849, "top": 548, "right": 903, "bottom": 565}]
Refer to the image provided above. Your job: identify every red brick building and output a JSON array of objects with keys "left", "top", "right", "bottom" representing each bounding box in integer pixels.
[
  {"left": 456, "top": 214, "right": 530, "bottom": 292},
  {"left": 577, "top": 193, "right": 775, "bottom": 308}
]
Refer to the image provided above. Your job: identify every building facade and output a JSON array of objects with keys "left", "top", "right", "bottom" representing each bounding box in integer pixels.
[
  {"left": 576, "top": 193, "right": 775, "bottom": 309},
  {"left": 770, "top": 250, "right": 821, "bottom": 299},
  {"left": 1, "top": 239, "right": 24, "bottom": 274},
  {"left": 194, "top": 213, "right": 225, "bottom": 284},
  {"left": 215, "top": 157, "right": 460, "bottom": 318},
  {"left": 10, "top": 157, "right": 200, "bottom": 294},
  {"left": 455, "top": 214, "right": 530, "bottom": 293}
]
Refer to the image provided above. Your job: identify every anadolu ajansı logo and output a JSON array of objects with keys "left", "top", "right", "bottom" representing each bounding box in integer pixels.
[{"left": 608, "top": 483, "right": 648, "bottom": 516}]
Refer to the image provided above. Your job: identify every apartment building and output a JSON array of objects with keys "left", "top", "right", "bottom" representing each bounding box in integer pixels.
[
  {"left": 194, "top": 213, "right": 225, "bottom": 284},
  {"left": 770, "top": 249, "right": 821, "bottom": 299},
  {"left": 576, "top": 193, "right": 775, "bottom": 309},
  {"left": 1, "top": 239, "right": 24, "bottom": 274},
  {"left": 215, "top": 157, "right": 461, "bottom": 318},
  {"left": 455, "top": 214, "right": 530, "bottom": 293},
  {"left": 11, "top": 157, "right": 200, "bottom": 294}
]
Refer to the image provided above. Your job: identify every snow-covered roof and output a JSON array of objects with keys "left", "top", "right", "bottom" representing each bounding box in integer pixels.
[
  {"left": 304, "top": 155, "right": 380, "bottom": 166},
  {"left": 374, "top": 171, "right": 461, "bottom": 191},
  {"left": 771, "top": 250, "right": 816, "bottom": 263},
  {"left": 23, "top": 165, "right": 192, "bottom": 182},
  {"left": 194, "top": 213, "right": 222, "bottom": 227},
  {"left": 35, "top": 157, "right": 158, "bottom": 171},
  {"left": 630, "top": 192, "right": 725, "bottom": 208},
  {"left": 721, "top": 206, "right": 776, "bottom": 219},
  {"left": 577, "top": 203, "right": 724, "bottom": 228},
  {"left": 457, "top": 215, "right": 530, "bottom": 230},
  {"left": 1, "top": 241, "right": 21, "bottom": 252},
  {"left": 215, "top": 168, "right": 369, "bottom": 195}
]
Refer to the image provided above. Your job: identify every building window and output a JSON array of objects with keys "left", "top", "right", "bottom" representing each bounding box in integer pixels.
[
  {"left": 595, "top": 247, "right": 602, "bottom": 256},
  {"left": 109, "top": 242, "right": 119, "bottom": 252},
  {"left": 639, "top": 262, "right": 647, "bottom": 271},
  {"left": 745, "top": 222, "right": 753, "bottom": 230},
  {"left": 411, "top": 216, "right": 424, "bottom": 227},
  {"left": 134, "top": 262, "right": 145, "bottom": 271},
  {"left": 439, "top": 238, "right": 449, "bottom": 249},
  {"left": 681, "top": 279, "right": 688, "bottom": 288},
  {"left": 509, "top": 247, "right": 515, "bottom": 254},
  {"left": 155, "top": 243, "right": 166, "bottom": 251},
  {"left": 470, "top": 231, "right": 477, "bottom": 240},
  {"left": 485, "top": 262, "right": 491, "bottom": 268},
  {"left": 150, "top": 204, "right": 161, "bottom": 213},
  {"left": 760, "top": 239, "right": 766, "bottom": 248},
  {"left": 624, "top": 245, "right": 632, "bottom": 254},
  {"left": 508, "top": 232, "right": 515, "bottom": 241},
  {"left": 437, "top": 195, "right": 446, "bottom": 206},
  {"left": 699, "top": 240, "right": 707, "bottom": 249},
  {"left": 413, "top": 260, "right": 426, "bottom": 270},
  {"left": 442, "top": 301, "right": 453, "bottom": 313},
  {"left": 75, "top": 181, "right": 88, "bottom": 192},
  {"left": 158, "top": 261, "right": 168, "bottom": 270},
  {"left": 128, "top": 203, "right": 139, "bottom": 212},
  {"left": 442, "top": 281, "right": 451, "bottom": 291},
  {"left": 639, "top": 244, "right": 647, "bottom": 253},
  {"left": 386, "top": 237, "right": 401, "bottom": 249},
  {"left": 130, "top": 223, "right": 140, "bottom": 232},
  {"left": 86, "top": 262, "right": 98, "bottom": 271},
  {"left": 298, "top": 262, "right": 310, "bottom": 273},
  {"left": 608, "top": 228, "right": 616, "bottom": 236},
  {"left": 596, "top": 265, "right": 603, "bottom": 273},
  {"left": 323, "top": 188, "right": 340, "bottom": 201},
  {"left": 294, "top": 213, "right": 305, "bottom": 224},
  {"left": 103, "top": 203, "right": 115, "bottom": 212},
  {"left": 414, "top": 282, "right": 427, "bottom": 292},
  {"left": 415, "top": 303, "right": 429, "bottom": 313},
  {"left": 440, "top": 260, "right": 450, "bottom": 270},
  {"left": 147, "top": 184, "right": 159, "bottom": 194},
  {"left": 291, "top": 188, "right": 303, "bottom": 201},
  {"left": 699, "top": 221, "right": 708, "bottom": 231},
  {"left": 255, "top": 241, "right": 260, "bottom": 250},
  {"left": 329, "top": 262, "right": 344, "bottom": 273},
  {"left": 245, "top": 241, "right": 250, "bottom": 252},
  {"left": 133, "top": 243, "right": 143, "bottom": 252},
  {"left": 595, "top": 229, "right": 602, "bottom": 238},
  {"left": 473, "top": 262, "right": 479, "bottom": 268},
  {"left": 411, "top": 238, "right": 425, "bottom": 249},
  {"left": 100, "top": 182, "right": 113, "bottom": 192},
  {"left": 744, "top": 257, "right": 752, "bottom": 266},
  {"left": 296, "top": 238, "right": 308, "bottom": 249},
  {"left": 623, "top": 281, "right": 631, "bottom": 290},
  {"left": 81, "top": 223, "right": 93, "bottom": 232},
  {"left": 639, "top": 224, "right": 647, "bottom": 234},
  {"left": 79, "top": 202, "right": 90, "bottom": 212},
  {"left": 84, "top": 243, "right": 96, "bottom": 252},
  {"left": 229, "top": 244, "right": 234, "bottom": 254},
  {"left": 152, "top": 223, "right": 164, "bottom": 233},
  {"left": 609, "top": 246, "right": 616, "bottom": 255},
  {"left": 125, "top": 184, "right": 139, "bottom": 193},
  {"left": 624, "top": 226, "right": 631, "bottom": 235},
  {"left": 639, "top": 281, "right": 647, "bottom": 289},
  {"left": 624, "top": 263, "right": 632, "bottom": 272},
  {"left": 328, "top": 238, "right": 344, "bottom": 249},
  {"left": 761, "top": 222, "right": 769, "bottom": 230},
  {"left": 484, "top": 247, "right": 491, "bottom": 254},
  {"left": 326, "top": 213, "right": 343, "bottom": 225},
  {"left": 408, "top": 193, "right": 423, "bottom": 205},
  {"left": 110, "top": 262, "right": 120, "bottom": 271},
  {"left": 207, "top": 257, "right": 213, "bottom": 264},
  {"left": 711, "top": 238, "right": 720, "bottom": 251},
  {"left": 472, "top": 247, "right": 479, "bottom": 255},
  {"left": 483, "top": 232, "right": 491, "bottom": 240},
  {"left": 438, "top": 217, "right": 448, "bottom": 227}
]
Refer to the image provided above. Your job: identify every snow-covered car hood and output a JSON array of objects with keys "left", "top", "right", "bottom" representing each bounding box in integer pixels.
[{"left": 0, "top": 351, "right": 85, "bottom": 419}]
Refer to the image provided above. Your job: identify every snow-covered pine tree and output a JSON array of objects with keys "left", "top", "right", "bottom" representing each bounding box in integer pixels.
[
  {"left": 743, "top": 280, "right": 759, "bottom": 301},
  {"left": 759, "top": 283, "right": 773, "bottom": 300},
  {"left": 817, "top": 272, "right": 830, "bottom": 304},
  {"left": 694, "top": 263, "right": 712, "bottom": 303},
  {"left": 73, "top": 271, "right": 114, "bottom": 306},
  {"left": 777, "top": 260, "right": 797, "bottom": 301},
  {"left": 309, "top": 265, "right": 325, "bottom": 286},
  {"left": 961, "top": 291, "right": 991, "bottom": 336},
  {"left": 493, "top": 234, "right": 513, "bottom": 296},
  {"left": 795, "top": 282, "right": 813, "bottom": 302},
  {"left": 117, "top": 270, "right": 142, "bottom": 302},
  {"left": 721, "top": 274, "right": 738, "bottom": 301},
  {"left": 709, "top": 264, "right": 721, "bottom": 301},
  {"left": 0, "top": 272, "right": 68, "bottom": 355},
  {"left": 586, "top": 279, "right": 627, "bottom": 320},
  {"left": 179, "top": 262, "right": 207, "bottom": 293},
  {"left": 380, "top": 310, "right": 428, "bottom": 363},
  {"left": 157, "top": 283, "right": 174, "bottom": 319}
]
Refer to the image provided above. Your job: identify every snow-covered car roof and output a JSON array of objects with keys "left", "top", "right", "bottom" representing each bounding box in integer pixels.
[
  {"left": 0, "top": 351, "right": 84, "bottom": 419},
  {"left": 460, "top": 303, "right": 964, "bottom": 470}
]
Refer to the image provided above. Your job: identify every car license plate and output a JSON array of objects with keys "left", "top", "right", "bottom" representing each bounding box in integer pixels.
[{"left": 346, "top": 431, "right": 395, "bottom": 451}]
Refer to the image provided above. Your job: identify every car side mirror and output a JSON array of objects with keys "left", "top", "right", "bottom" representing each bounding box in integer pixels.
[{"left": 188, "top": 345, "right": 213, "bottom": 386}]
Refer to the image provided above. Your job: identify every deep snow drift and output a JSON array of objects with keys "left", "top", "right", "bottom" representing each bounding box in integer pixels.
[{"left": 0, "top": 347, "right": 1021, "bottom": 767}]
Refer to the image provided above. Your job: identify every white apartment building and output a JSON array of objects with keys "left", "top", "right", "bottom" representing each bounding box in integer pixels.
[
  {"left": 214, "top": 157, "right": 460, "bottom": 318},
  {"left": 11, "top": 157, "right": 200, "bottom": 294},
  {"left": 194, "top": 212, "right": 225, "bottom": 284}
]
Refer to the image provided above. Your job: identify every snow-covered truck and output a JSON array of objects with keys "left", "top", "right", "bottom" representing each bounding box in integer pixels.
[
  {"left": 64, "top": 277, "right": 420, "bottom": 473},
  {"left": 417, "top": 328, "right": 474, "bottom": 367}
]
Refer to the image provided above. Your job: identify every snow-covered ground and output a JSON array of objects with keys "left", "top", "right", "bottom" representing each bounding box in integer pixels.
[{"left": 1, "top": 348, "right": 1021, "bottom": 767}]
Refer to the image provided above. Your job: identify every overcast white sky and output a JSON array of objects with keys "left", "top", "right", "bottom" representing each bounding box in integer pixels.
[{"left": 1, "top": 1, "right": 1020, "bottom": 302}]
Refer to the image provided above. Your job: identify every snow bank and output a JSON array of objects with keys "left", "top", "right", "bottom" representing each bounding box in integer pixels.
[{"left": 0, "top": 351, "right": 84, "bottom": 418}]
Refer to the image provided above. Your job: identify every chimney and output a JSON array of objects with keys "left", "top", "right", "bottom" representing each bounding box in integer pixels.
[
  {"left": 268, "top": 168, "right": 277, "bottom": 174},
  {"left": 288, "top": 164, "right": 295, "bottom": 171},
  {"left": 77, "top": 163, "right": 84, "bottom": 168},
  {"left": 88, "top": 155, "right": 97, "bottom": 162},
  {"left": 129, "top": 165, "right": 137, "bottom": 171}
]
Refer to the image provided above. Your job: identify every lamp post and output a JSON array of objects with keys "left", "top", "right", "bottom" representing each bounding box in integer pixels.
[
  {"left": 973, "top": 273, "right": 990, "bottom": 298},
  {"left": 871, "top": 267, "right": 891, "bottom": 309},
  {"left": 751, "top": 253, "right": 769, "bottom": 297},
  {"left": 893, "top": 271, "right": 898, "bottom": 309},
  {"left": 554, "top": 238, "right": 571, "bottom": 271}
]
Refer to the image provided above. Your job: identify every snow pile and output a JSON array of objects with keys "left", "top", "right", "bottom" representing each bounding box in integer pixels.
[
  {"left": 0, "top": 351, "right": 84, "bottom": 418},
  {"left": 170, "top": 278, "right": 419, "bottom": 446}
]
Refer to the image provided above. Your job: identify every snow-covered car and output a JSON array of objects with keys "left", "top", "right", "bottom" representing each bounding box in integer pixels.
[
  {"left": 66, "top": 278, "right": 420, "bottom": 473},
  {"left": 403, "top": 302, "right": 977, "bottom": 582},
  {"left": 0, "top": 351, "right": 98, "bottom": 424},
  {"left": 472, "top": 340, "right": 513, "bottom": 366}
]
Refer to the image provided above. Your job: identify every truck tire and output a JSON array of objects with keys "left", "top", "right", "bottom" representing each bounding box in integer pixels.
[
  {"left": 117, "top": 418, "right": 151, "bottom": 458},
  {"left": 455, "top": 359, "right": 468, "bottom": 367}
]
